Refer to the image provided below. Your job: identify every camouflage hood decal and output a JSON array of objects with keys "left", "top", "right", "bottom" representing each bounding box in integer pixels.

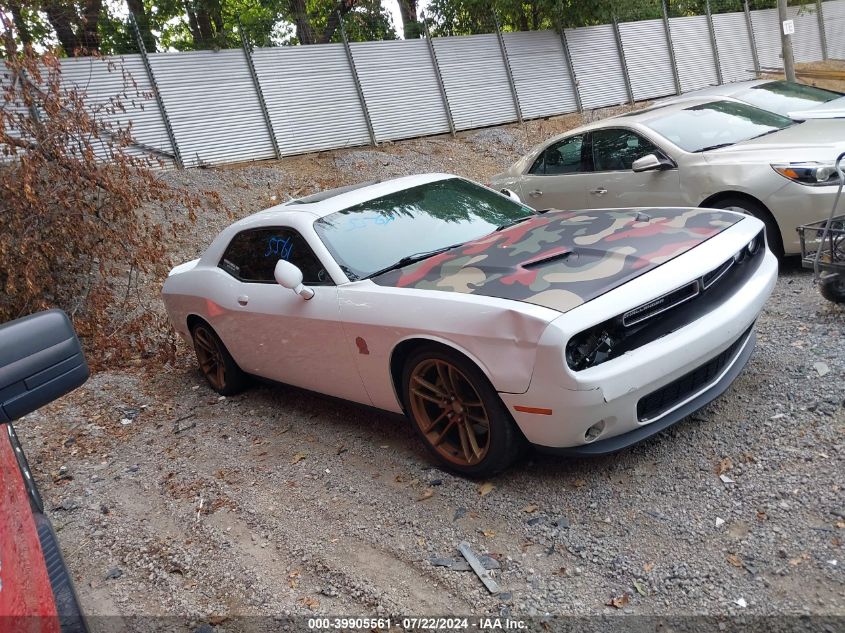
[{"left": 372, "top": 208, "right": 741, "bottom": 313}]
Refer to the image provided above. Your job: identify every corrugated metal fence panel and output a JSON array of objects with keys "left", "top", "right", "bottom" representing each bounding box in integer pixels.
[
  {"left": 502, "top": 30, "right": 577, "bottom": 119},
  {"left": 350, "top": 40, "right": 448, "bottom": 142},
  {"left": 566, "top": 25, "right": 629, "bottom": 109},
  {"left": 670, "top": 15, "right": 720, "bottom": 92},
  {"left": 713, "top": 11, "right": 756, "bottom": 82},
  {"left": 790, "top": 6, "right": 824, "bottom": 63},
  {"left": 59, "top": 55, "right": 174, "bottom": 164},
  {"left": 751, "top": 7, "right": 824, "bottom": 69},
  {"left": 619, "top": 19, "right": 676, "bottom": 101},
  {"left": 751, "top": 8, "right": 783, "bottom": 69},
  {"left": 433, "top": 34, "right": 517, "bottom": 130},
  {"left": 148, "top": 49, "right": 275, "bottom": 167},
  {"left": 825, "top": 0, "right": 845, "bottom": 59},
  {"left": 252, "top": 44, "right": 371, "bottom": 156}
]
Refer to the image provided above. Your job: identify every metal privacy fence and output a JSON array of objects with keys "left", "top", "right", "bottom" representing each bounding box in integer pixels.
[{"left": 46, "top": 0, "right": 845, "bottom": 169}]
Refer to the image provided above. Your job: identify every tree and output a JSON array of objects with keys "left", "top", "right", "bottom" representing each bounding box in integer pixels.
[
  {"left": 398, "top": 0, "right": 421, "bottom": 38},
  {"left": 1, "top": 0, "right": 397, "bottom": 53},
  {"left": 126, "top": 0, "right": 156, "bottom": 51},
  {"left": 41, "top": 0, "right": 103, "bottom": 55},
  {"left": 184, "top": 0, "right": 225, "bottom": 49},
  {"left": 0, "top": 14, "right": 215, "bottom": 364}
]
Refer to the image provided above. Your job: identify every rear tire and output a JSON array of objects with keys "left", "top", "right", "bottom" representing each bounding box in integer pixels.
[
  {"left": 190, "top": 322, "right": 249, "bottom": 396},
  {"left": 819, "top": 275, "right": 845, "bottom": 303},
  {"left": 401, "top": 346, "right": 526, "bottom": 478},
  {"left": 711, "top": 197, "right": 784, "bottom": 258}
]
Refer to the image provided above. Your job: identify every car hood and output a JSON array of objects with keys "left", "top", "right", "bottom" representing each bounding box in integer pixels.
[
  {"left": 371, "top": 208, "right": 741, "bottom": 314},
  {"left": 704, "top": 120, "right": 845, "bottom": 163},
  {"left": 788, "top": 95, "right": 845, "bottom": 120}
]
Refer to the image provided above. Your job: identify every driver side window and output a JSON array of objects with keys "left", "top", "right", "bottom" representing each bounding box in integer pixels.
[
  {"left": 529, "top": 135, "right": 586, "bottom": 175},
  {"left": 218, "top": 228, "right": 332, "bottom": 285},
  {"left": 591, "top": 128, "right": 659, "bottom": 172}
]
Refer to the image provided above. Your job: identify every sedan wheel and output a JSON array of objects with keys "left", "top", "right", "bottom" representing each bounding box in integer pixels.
[
  {"left": 191, "top": 322, "right": 249, "bottom": 396},
  {"left": 402, "top": 348, "right": 525, "bottom": 477}
]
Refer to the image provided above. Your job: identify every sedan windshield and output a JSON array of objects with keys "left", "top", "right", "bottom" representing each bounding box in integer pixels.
[
  {"left": 644, "top": 100, "right": 795, "bottom": 152},
  {"left": 738, "top": 80, "right": 842, "bottom": 116},
  {"left": 313, "top": 178, "right": 534, "bottom": 280}
]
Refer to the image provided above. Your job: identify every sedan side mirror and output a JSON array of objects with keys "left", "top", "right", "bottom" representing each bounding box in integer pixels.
[
  {"left": 500, "top": 188, "right": 522, "bottom": 203},
  {"left": 274, "top": 260, "right": 314, "bottom": 300},
  {"left": 632, "top": 153, "right": 673, "bottom": 173}
]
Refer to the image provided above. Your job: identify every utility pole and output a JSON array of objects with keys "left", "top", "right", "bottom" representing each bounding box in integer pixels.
[{"left": 777, "top": 0, "right": 796, "bottom": 82}]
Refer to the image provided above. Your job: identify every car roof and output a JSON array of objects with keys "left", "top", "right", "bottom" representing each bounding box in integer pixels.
[
  {"left": 242, "top": 173, "right": 456, "bottom": 224},
  {"left": 546, "top": 96, "right": 734, "bottom": 141},
  {"left": 657, "top": 80, "right": 772, "bottom": 103}
]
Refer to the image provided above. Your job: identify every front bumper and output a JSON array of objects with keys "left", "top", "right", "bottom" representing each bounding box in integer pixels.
[
  {"left": 535, "top": 327, "right": 755, "bottom": 455},
  {"left": 766, "top": 181, "right": 843, "bottom": 255},
  {"left": 500, "top": 247, "right": 777, "bottom": 451}
]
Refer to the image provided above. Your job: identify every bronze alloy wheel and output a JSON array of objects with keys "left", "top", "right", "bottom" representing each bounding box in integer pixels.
[
  {"left": 193, "top": 325, "right": 227, "bottom": 391},
  {"left": 408, "top": 358, "right": 491, "bottom": 467}
]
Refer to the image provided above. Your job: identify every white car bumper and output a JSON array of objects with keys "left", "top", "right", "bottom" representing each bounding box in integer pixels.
[{"left": 500, "top": 249, "right": 778, "bottom": 452}]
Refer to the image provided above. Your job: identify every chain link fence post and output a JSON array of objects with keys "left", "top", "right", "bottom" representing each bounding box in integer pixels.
[
  {"left": 239, "top": 20, "right": 281, "bottom": 159},
  {"left": 705, "top": 0, "right": 724, "bottom": 85},
  {"left": 611, "top": 15, "right": 635, "bottom": 104},
  {"left": 130, "top": 13, "right": 182, "bottom": 168},
  {"left": 492, "top": 11, "right": 523, "bottom": 125},
  {"left": 816, "top": 0, "right": 829, "bottom": 60},
  {"left": 338, "top": 11, "right": 377, "bottom": 146},
  {"left": 421, "top": 14, "right": 456, "bottom": 136},
  {"left": 744, "top": 0, "right": 762, "bottom": 75},
  {"left": 661, "top": 0, "right": 682, "bottom": 94}
]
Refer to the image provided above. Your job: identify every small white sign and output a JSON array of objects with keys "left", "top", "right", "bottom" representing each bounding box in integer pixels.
[{"left": 783, "top": 19, "right": 795, "bottom": 35}]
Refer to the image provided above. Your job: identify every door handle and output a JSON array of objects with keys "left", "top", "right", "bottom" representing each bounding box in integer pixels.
[
  {"left": 590, "top": 187, "right": 608, "bottom": 195},
  {"left": 529, "top": 189, "right": 543, "bottom": 197},
  {"left": 237, "top": 295, "right": 249, "bottom": 306}
]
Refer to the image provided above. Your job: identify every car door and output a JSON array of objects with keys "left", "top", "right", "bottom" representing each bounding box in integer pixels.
[
  {"left": 516, "top": 134, "right": 588, "bottom": 211},
  {"left": 582, "top": 128, "right": 682, "bottom": 209},
  {"left": 215, "top": 227, "right": 368, "bottom": 403}
]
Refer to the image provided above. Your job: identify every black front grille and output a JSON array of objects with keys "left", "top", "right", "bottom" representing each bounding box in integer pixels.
[
  {"left": 622, "top": 281, "right": 699, "bottom": 326},
  {"left": 636, "top": 327, "right": 752, "bottom": 422}
]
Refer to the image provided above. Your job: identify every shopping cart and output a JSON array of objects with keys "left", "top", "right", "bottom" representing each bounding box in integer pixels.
[{"left": 797, "top": 152, "right": 845, "bottom": 304}]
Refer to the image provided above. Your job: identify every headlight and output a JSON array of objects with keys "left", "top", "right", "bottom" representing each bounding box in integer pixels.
[
  {"left": 746, "top": 233, "right": 762, "bottom": 256},
  {"left": 771, "top": 162, "right": 843, "bottom": 186},
  {"left": 566, "top": 327, "right": 617, "bottom": 370}
]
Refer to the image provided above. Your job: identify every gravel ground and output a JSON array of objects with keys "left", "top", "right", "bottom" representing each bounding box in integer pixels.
[{"left": 11, "top": 104, "right": 845, "bottom": 631}]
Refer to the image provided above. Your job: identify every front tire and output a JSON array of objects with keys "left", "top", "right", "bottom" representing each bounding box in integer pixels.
[
  {"left": 711, "top": 197, "right": 784, "bottom": 258},
  {"left": 402, "top": 346, "right": 525, "bottom": 478},
  {"left": 190, "top": 322, "right": 249, "bottom": 396},
  {"left": 819, "top": 275, "right": 845, "bottom": 304}
]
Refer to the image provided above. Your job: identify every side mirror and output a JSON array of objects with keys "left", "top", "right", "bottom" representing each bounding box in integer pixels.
[
  {"left": 500, "top": 188, "right": 522, "bottom": 203},
  {"left": 274, "top": 260, "right": 314, "bottom": 300},
  {"left": 632, "top": 153, "right": 672, "bottom": 173}
]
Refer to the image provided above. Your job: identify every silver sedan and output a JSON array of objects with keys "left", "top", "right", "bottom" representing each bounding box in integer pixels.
[
  {"left": 490, "top": 98, "right": 845, "bottom": 256},
  {"left": 659, "top": 79, "right": 845, "bottom": 120}
]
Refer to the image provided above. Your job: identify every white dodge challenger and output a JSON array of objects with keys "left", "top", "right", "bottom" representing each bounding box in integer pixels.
[{"left": 163, "top": 174, "right": 777, "bottom": 476}]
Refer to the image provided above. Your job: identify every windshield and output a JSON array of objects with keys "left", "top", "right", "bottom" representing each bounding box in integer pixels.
[
  {"left": 313, "top": 178, "right": 534, "bottom": 280},
  {"left": 644, "top": 100, "right": 795, "bottom": 152},
  {"left": 738, "top": 80, "right": 841, "bottom": 116}
]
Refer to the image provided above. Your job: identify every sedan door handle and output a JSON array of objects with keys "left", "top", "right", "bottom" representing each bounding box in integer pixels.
[
  {"left": 590, "top": 187, "right": 608, "bottom": 195},
  {"left": 237, "top": 295, "right": 249, "bottom": 306},
  {"left": 529, "top": 189, "right": 543, "bottom": 197}
]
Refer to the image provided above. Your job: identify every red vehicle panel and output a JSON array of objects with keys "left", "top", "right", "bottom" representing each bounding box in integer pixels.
[{"left": 0, "top": 424, "right": 61, "bottom": 633}]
